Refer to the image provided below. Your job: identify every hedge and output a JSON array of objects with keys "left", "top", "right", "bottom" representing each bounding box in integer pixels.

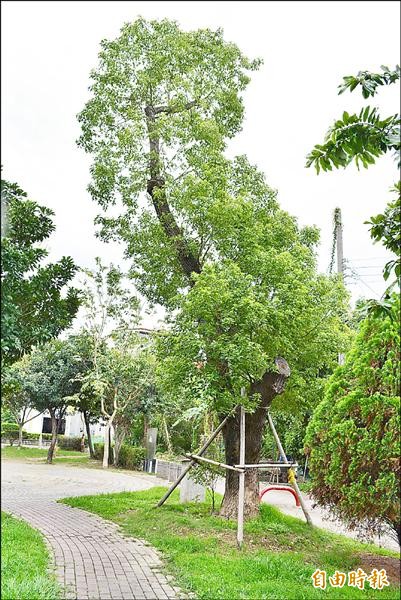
[
  {"left": 117, "top": 445, "right": 146, "bottom": 470},
  {"left": 1, "top": 423, "right": 22, "bottom": 445},
  {"left": 93, "top": 443, "right": 114, "bottom": 463},
  {"left": 57, "top": 436, "right": 84, "bottom": 451}
]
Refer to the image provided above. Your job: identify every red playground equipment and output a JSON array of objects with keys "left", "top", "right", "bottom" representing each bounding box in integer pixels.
[{"left": 259, "top": 485, "right": 301, "bottom": 507}]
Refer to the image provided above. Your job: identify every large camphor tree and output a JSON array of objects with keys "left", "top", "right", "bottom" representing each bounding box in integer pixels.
[{"left": 78, "top": 18, "right": 349, "bottom": 517}]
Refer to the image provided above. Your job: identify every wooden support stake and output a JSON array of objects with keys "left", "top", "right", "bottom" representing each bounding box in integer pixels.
[
  {"left": 186, "top": 454, "right": 244, "bottom": 473},
  {"left": 267, "top": 412, "right": 313, "bottom": 526},
  {"left": 234, "top": 463, "right": 298, "bottom": 469},
  {"left": 237, "top": 400, "right": 246, "bottom": 548},
  {"left": 156, "top": 410, "right": 233, "bottom": 508}
]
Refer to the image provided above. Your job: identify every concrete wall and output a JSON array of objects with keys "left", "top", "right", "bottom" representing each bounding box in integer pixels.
[{"left": 155, "top": 459, "right": 184, "bottom": 482}]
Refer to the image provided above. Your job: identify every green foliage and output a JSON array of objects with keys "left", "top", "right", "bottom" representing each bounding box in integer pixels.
[
  {"left": 365, "top": 182, "right": 401, "bottom": 287},
  {"left": 305, "top": 294, "right": 400, "bottom": 542},
  {"left": 1, "top": 177, "right": 80, "bottom": 366},
  {"left": 306, "top": 107, "right": 400, "bottom": 173},
  {"left": 1, "top": 512, "right": 61, "bottom": 600},
  {"left": 156, "top": 257, "right": 350, "bottom": 415},
  {"left": 116, "top": 444, "right": 146, "bottom": 470},
  {"left": 338, "top": 65, "right": 400, "bottom": 98},
  {"left": 23, "top": 339, "right": 83, "bottom": 417},
  {"left": 22, "top": 432, "right": 53, "bottom": 441},
  {"left": 93, "top": 442, "right": 113, "bottom": 463},
  {"left": 57, "top": 435, "right": 84, "bottom": 452},
  {"left": 306, "top": 66, "right": 400, "bottom": 298},
  {"left": 1, "top": 422, "right": 21, "bottom": 445}
]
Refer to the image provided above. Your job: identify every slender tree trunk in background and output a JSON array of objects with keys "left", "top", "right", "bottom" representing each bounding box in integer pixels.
[
  {"left": 219, "top": 363, "right": 290, "bottom": 519},
  {"left": 83, "top": 411, "right": 95, "bottom": 458},
  {"left": 162, "top": 415, "right": 173, "bottom": 455},
  {"left": 103, "top": 422, "right": 110, "bottom": 468},
  {"left": 143, "top": 414, "right": 149, "bottom": 447},
  {"left": 113, "top": 425, "right": 126, "bottom": 467},
  {"left": 47, "top": 409, "right": 58, "bottom": 464},
  {"left": 108, "top": 426, "right": 113, "bottom": 465},
  {"left": 18, "top": 422, "right": 23, "bottom": 448}
]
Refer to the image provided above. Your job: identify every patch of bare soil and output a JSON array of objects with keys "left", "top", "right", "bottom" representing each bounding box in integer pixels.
[{"left": 356, "top": 554, "right": 400, "bottom": 586}]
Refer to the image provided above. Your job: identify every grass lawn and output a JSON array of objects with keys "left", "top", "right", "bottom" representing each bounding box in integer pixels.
[
  {"left": 62, "top": 487, "right": 400, "bottom": 600},
  {"left": 1, "top": 445, "right": 90, "bottom": 463},
  {"left": 1, "top": 512, "right": 61, "bottom": 600}
]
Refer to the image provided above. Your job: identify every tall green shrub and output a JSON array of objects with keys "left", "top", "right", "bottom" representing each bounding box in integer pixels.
[{"left": 305, "top": 294, "right": 400, "bottom": 543}]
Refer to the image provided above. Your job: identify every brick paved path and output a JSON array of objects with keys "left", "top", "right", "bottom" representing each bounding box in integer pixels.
[{"left": 1, "top": 460, "right": 185, "bottom": 600}]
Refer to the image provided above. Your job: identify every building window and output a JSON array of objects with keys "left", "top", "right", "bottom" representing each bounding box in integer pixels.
[{"left": 42, "top": 417, "right": 66, "bottom": 435}]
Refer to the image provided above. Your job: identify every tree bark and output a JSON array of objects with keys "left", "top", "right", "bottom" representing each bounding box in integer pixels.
[
  {"left": 145, "top": 106, "right": 201, "bottom": 281},
  {"left": 18, "top": 423, "right": 23, "bottom": 448},
  {"left": 47, "top": 409, "right": 58, "bottom": 464},
  {"left": 162, "top": 415, "right": 173, "bottom": 455},
  {"left": 102, "top": 416, "right": 115, "bottom": 468},
  {"left": 113, "top": 424, "right": 126, "bottom": 467},
  {"left": 83, "top": 410, "right": 95, "bottom": 458},
  {"left": 103, "top": 422, "right": 111, "bottom": 468},
  {"left": 220, "top": 361, "right": 290, "bottom": 519}
]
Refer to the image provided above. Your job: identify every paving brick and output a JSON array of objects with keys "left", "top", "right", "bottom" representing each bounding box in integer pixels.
[{"left": 2, "top": 461, "right": 183, "bottom": 599}]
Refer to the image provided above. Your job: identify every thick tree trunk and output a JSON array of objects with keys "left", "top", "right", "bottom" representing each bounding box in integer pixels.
[
  {"left": 83, "top": 410, "right": 95, "bottom": 458},
  {"left": 220, "top": 361, "right": 290, "bottom": 519},
  {"left": 47, "top": 410, "right": 58, "bottom": 464}
]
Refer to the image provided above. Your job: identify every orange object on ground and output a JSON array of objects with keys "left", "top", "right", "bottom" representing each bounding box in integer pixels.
[{"left": 259, "top": 485, "right": 301, "bottom": 507}]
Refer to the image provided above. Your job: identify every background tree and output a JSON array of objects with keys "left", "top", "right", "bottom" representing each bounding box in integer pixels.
[
  {"left": 306, "top": 65, "right": 400, "bottom": 294},
  {"left": 1, "top": 355, "right": 45, "bottom": 447},
  {"left": 79, "top": 259, "right": 140, "bottom": 467},
  {"left": 61, "top": 332, "right": 102, "bottom": 458},
  {"left": 1, "top": 176, "right": 80, "bottom": 366},
  {"left": 24, "top": 339, "right": 82, "bottom": 463},
  {"left": 78, "top": 18, "right": 350, "bottom": 517},
  {"left": 305, "top": 293, "right": 400, "bottom": 544},
  {"left": 112, "top": 344, "right": 159, "bottom": 466}
]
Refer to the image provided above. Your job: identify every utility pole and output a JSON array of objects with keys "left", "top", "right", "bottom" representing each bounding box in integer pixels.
[{"left": 335, "top": 207, "right": 345, "bottom": 366}]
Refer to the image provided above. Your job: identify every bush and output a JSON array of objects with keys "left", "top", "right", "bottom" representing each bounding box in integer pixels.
[
  {"left": 23, "top": 432, "right": 56, "bottom": 441},
  {"left": 305, "top": 294, "right": 400, "bottom": 544},
  {"left": 117, "top": 445, "right": 146, "bottom": 470},
  {"left": 93, "top": 443, "right": 114, "bottom": 463},
  {"left": 1, "top": 423, "right": 22, "bottom": 445},
  {"left": 57, "top": 435, "right": 84, "bottom": 452}
]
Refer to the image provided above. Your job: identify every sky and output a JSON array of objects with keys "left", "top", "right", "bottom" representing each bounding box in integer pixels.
[{"left": 2, "top": 0, "right": 400, "bottom": 327}]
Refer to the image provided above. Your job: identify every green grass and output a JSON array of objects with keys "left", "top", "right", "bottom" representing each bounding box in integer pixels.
[
  {"left": 1, "top": 446, "right": 89, "bottom": 462},
  {"left": 1, "top": 512, "right": 61, "bottom": 600},
  {"left": 62, "top": 487, "right": 400, "bottom": 600}
]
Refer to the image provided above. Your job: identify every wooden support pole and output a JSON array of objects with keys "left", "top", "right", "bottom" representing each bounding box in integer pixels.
[
  {"left": 186, "top": 454, "right": 244, "bottom": 473},
  {"left": 234, "top": 463, "right": 298, "bottom": 469},
  {"left": 156, "top": 410, "right": 233, "bottom": 508},
  {"left": 237, "top": 398, "right": 246, "bottom": 548},
  {"left": 267, "top": 412, "right": 313, "bottom": 527}
]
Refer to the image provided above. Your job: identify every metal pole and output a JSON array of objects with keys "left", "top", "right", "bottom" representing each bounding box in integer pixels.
[
  {"left": 156, "top": 410, "right": 233, "bottom": 508},
  {"left": 267, "top": 412, "right": 313, "bottom": 526},
  {"left": 237, "top": 390, "right": 246, "bottom": 548}
]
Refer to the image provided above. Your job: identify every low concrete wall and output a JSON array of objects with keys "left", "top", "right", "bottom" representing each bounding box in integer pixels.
[{"left": 155, "top": 459, "right": 184, "bottom": 482}]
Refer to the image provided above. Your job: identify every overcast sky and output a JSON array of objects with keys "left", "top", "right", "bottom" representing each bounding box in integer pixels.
[{"left": 2, "top": 1, "right": 400, "bottom": 326}]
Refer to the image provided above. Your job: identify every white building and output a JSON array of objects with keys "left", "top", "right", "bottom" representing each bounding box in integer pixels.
[{"left": 23, "top": 408, "right": 108, "bottom": 441}]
